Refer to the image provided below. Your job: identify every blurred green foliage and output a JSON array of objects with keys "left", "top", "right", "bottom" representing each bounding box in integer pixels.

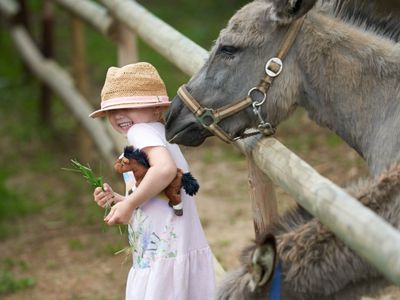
[
  {"left": 0, "top": 270, "right": 35, "bottom": 296},
  {"left": 0, "top": 258, "right": 35, "bottom": 296}
]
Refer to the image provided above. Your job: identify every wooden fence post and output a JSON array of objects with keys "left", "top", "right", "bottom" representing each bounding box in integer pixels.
[
  {"left": 71, "top": 18, "right": 90, "bottom": 98},
  {"left": 247, "top": 156, "right": 278, "bottom": 239},
  {"left": 117, "top": 24, "right": 138, "bottom": 67},
  {"left": 16, "top": 0, "right": 31, "bottom": 76},
  {"left": 40, "top": 0, "right": 54, "bottom": 126},
  {"left": 71, "top": 16, "right": 95, "bottom": 161},
  {"left": 237, "top": 137, "right": 278, "bottom": 240}
]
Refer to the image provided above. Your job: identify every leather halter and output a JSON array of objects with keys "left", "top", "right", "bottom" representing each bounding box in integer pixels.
[{"left": 177, "top": 17, "right": 305, "bottom": 143}]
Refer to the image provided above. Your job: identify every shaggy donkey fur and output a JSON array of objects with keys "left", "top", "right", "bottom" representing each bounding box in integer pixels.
[
  {"left": 325, "top": 0, "right": 400, "bottom": 42},
  {"left": 217, "top": 163, "right": 400, "bottom": 300}
]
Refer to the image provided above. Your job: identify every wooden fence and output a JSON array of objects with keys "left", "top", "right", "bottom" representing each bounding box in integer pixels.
[{"left": 1, "top": 0, "right": 400, "bottom": 286}]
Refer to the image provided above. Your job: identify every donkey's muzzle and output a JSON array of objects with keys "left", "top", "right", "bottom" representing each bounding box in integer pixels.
[
  {"left": 165, "top": 95, "right": 209, "bottom": 146},
  {"left": 166, "top": 121, "right": 208, "bottom": 146}
]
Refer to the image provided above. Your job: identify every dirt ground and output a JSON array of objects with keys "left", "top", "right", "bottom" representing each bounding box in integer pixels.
[{"left": 1, "top": 111, "right": 400, "bottom": 299}]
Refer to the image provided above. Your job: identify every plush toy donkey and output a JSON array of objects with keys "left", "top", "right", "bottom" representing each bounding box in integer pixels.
[{"left": 114, "top": 146, "right": 199, "bottom": 216}]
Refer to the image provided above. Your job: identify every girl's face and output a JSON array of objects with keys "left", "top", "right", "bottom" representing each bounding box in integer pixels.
[{"left": 107, "top": 107, "right": 159, "bottom": 134}]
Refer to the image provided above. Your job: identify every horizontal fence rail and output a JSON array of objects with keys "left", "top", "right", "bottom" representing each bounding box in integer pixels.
[
  {"left": 0, "top": 0, "right": 18, "bottom": 18},
  {"left": 1, "top": 0, "right": 400, "bottom": 285},
  {"left": 54, "top": 0, "right": 116, "bottom": 37}
]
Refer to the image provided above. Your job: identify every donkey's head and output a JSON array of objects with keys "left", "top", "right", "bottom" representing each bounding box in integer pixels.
[
  {"left": 217, "top": 234, "right": 278, "bottom": 300},
  {"left": 166, "top": 0, "right": 317, "bottom": 146}
]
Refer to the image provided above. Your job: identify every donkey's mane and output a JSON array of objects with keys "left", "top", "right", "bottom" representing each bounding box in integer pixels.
[
  {"left": 319, "top": 0, "right": 400, "bottom": 42},
  {"left": 123, "top": 146, "right": 150, "bottom": 168},
  {"left": 218, "top": 0, "right": 400, "bottom": 51}
]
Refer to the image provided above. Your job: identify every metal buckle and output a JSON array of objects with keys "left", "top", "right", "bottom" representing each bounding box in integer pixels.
[
  {"left": 259, "top": 122, "right": 273, "bottom": 131},
  {"left": 196, "top": 108, "right": 219, "bottom": 128},
  {"left": 248, "top": 87, "right": 267, "bottom": 106},
  {"left": 259, "top": 122, "right": 276, "bottom": 136},
  {"left": 265, "top": 57, "right": 283, "bottom": 77}
]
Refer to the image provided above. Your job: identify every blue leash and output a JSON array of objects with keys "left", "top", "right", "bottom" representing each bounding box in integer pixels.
[{"left": 268, "top": 261, "right": 281, "bottom": 300}]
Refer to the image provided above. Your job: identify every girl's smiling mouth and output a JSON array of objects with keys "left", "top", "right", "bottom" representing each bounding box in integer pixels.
[{"left": 118, "top": 121, "right": 133, "bottom": 132}]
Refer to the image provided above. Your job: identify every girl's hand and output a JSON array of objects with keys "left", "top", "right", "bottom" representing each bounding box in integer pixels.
[
  {"left": 104, "top": 199, "right": 134, "bottom": 225},
  {"left": 93, "top": 183, "right": 115, "bottom": 208}
]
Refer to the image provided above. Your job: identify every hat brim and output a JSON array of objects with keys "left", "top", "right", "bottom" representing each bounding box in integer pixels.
[{"left": 89, "top": 102, "right": 170, "bottom": 118}]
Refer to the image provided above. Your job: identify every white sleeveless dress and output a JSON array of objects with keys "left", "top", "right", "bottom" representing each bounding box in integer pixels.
[{"left": 123, "top": 122, "right": 215, "bottom": 300}]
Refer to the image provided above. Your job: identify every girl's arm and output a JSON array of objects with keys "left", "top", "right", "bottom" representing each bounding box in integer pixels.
[
  {"left": 104, "top": 145, "right": 177, "bottom": 225},
  {"left": 127, "top": 145, "right": 177, "bottom": 207}
]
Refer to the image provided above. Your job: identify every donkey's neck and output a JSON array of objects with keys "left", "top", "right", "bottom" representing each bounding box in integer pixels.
[{"left": 296, "top": 13, "right": 400, "bottom": 174}]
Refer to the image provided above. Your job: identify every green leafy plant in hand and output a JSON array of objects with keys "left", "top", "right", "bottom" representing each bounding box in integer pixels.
[
  {"left": 63, "top": 159, "right": 123, "bottom": 234},
  {"left": 64, "top": 159, "right": 104, "bottom": 189}
]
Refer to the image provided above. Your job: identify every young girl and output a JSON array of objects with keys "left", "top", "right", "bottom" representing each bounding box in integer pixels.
[{"left": 90, "top": 62, "right": 216, "bottom": 299}]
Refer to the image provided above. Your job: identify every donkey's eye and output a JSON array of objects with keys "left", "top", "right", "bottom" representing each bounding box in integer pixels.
[{"left": 219, "top": 45, "right": 239, "bottom": 57}]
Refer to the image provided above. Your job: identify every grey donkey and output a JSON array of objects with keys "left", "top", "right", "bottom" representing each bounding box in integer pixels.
[{"left": 164, "top": 0, "right": 400, "bottom": 298}]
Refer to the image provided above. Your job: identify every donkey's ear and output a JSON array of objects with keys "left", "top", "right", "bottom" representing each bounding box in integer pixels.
[
  {"left": 248, "top": 234, "right": 277, "bottom": 292},
  {"left": 270, "top": 0, "right": 317, "bottom": 24}
]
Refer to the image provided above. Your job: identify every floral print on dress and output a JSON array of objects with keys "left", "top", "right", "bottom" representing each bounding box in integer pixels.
[{"left": 128, "top": 208, "right": 177, "bottom": 269}]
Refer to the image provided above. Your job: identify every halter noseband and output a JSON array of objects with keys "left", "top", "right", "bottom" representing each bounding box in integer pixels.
[{"left": 177, "top": 17, "right": 305, "bottom": 143}]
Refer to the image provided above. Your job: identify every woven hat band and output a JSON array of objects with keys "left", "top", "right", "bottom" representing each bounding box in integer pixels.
[{"left": 101, "top": 96, "right": 169, "bottom": 110}]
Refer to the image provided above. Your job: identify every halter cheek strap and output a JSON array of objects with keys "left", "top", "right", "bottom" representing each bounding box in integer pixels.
[
  {"left": 177, "top": 85, "right": 238, "bottom": 143},
  {"left": 177, "top": 16, "right": 305, "bottom": 143}
]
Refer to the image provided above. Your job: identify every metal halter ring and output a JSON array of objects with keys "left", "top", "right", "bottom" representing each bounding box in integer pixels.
[
  {"left": 248, "top": 87, "right": 267, "bottom": 107},
  {"left": 196, "top": 108, "right": 219, "bottom": 127},
  {"left": 265, "top": 57, "right": 283, "bottom": 77}
]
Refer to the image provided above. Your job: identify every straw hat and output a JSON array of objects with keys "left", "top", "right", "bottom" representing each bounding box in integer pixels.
[{"left": 89, "top": 62, "right": 170, "bottom": 118}]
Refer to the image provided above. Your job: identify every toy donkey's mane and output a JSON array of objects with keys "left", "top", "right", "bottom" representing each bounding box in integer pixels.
[
  {"left": 319, "top": 0, "right": 400, "bottom": 42},
  {"left": 123, "top": 146, "right": 150, "bottom": 168}
]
